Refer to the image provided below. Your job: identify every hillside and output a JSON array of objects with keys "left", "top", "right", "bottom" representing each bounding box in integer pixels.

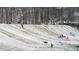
[{"left": 0, "top": 24, "right": 79, "bottom": 51}]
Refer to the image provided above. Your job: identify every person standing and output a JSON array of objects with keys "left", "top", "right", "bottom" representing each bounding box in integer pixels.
[
  {"left": 21, "top": 23, "right": 23, "bottom": 28},
  {"left": 51, "top": 43, "right": 53, "bottom": 48}
]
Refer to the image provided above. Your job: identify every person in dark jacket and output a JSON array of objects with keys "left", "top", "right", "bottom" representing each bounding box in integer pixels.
[
  {"left": 51, "top": 43, "right": 53, "bottom": 48},
  {"left": 21, "top": 24, "right": 23, "bottom": 28}
]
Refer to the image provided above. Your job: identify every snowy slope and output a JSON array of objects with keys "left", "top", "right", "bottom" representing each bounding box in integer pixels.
[{"left": 0, "top": 24, "right": 79, "bottom": 51}]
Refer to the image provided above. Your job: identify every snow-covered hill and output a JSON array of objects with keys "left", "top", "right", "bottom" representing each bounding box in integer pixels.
[{"left": 0, "top": 24, "right": 79, "bottom": 51}]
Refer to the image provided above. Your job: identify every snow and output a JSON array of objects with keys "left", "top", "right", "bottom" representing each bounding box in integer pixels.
[{"left": 0, "top": 24, "right": 79, "bottom": 51}]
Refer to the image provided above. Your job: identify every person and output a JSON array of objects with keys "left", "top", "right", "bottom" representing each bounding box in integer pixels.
[
  {"left": 21, "top": 24, "right": 24, "bottom": 28},
  {"left": 70, "top": 32, "right": 75, "bottom": 37},
  {"left": 51, "top": 43, "right": 53, "bottom": 48},
  {"left": 58, "top": 34, "right": 64, "bottom": 38}
]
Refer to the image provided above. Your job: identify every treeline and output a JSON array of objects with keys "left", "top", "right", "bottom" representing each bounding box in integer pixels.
[{"left": 0, "top": 7, "right": 79, "bottom": 24}]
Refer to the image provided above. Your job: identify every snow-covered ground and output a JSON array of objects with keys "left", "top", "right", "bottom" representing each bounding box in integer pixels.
[{"left": 0, "top": 24, "right": 79, "bottom": 51}]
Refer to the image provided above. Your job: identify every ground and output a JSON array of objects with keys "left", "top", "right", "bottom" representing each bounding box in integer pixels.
[{"left": 0, "top": 24, "right": 79, "bottom": 51}]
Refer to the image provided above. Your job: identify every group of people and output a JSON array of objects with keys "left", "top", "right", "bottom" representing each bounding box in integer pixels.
[
  {"left": 44, "top": 32, "right": 75, "bottom": 48},
  {"left": 58, "top": 32, "right": 75, "bottom": 40}
]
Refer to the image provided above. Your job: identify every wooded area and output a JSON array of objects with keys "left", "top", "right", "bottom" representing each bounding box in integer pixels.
[{"left": 0, "top": 7, "right": 79, "bottom": 24}]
